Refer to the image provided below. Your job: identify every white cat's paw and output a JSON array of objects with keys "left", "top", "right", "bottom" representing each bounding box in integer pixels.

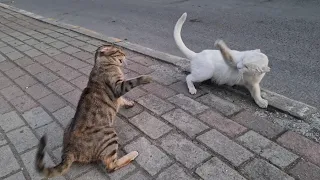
[
  {"left": 256, "top": 99, "right": 268, "bottom": 108},
  {"left": 189, "top": 87, "right": 197, "bottom": 95}
]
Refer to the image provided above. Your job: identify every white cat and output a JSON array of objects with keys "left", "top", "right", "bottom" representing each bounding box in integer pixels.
[{"left": 173, "top": 13, "right": 270, "bottom": 108}]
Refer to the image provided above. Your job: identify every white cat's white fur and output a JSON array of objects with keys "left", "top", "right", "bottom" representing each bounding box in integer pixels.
[{"left": 173, "top": 13, "right": 270, "bottom": 108}]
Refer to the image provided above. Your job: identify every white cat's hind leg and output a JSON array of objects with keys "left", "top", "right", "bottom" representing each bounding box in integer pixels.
[{"left": 186, "top": 74, "right": 197, "bottom": 94}]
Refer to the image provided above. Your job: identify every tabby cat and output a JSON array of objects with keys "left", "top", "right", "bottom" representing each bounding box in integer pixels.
[{"left": 35, "top": 45, "right": 152, "bottom": 178}]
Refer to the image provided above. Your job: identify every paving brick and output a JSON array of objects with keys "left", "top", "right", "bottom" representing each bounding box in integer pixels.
[
  {"left": 4, "top": 171, "right": 26, "bottom": 180},
  {"left": 44, "top": 61, "right": 66, "bottom": 72},
  {"left": 44, "top": 48, "right": 61, "bottom": 57},
  {"left": 1, "top": 36, "right": 15, "bottom": 42},
  {"left": 6, "top": 51, "right": 24, "bottom": 61},
  {"left": 289, "top": 160, "right": 320, "bottom": 180},
  {"left": 0, "top": 85, "right": 24, "bottom": 100},
  {"left": 124, "top": 88, "right": 147, "bottom": 101},
  {"left": 25, "top": 83, "right": 51, "bottom": 100},
  {"left": 22, "top": 107, "right": 53, "bottom": 129},
  {"left": 277, "top": 131, "right": 320, "bottom": 167},
  {"left": 196, "top": 157, "right": 246, "bottom": 180},
  {"left": 21, "top": 149, "right": 66, "bottom": 180},
  {"left": 114, "top": 117, "right": 140, "bottom": 145},
  {"left": 74, "top": 169, "right": 106, "bottom": 180},
  {"left": 137, "top": 94, "right": 174, "bottom": 115},
  {"left": 35, "top": 121, "right": 63, "bottom": 149},
  {"left": 24, "top": 48, "right": 42, "bottom": 57},
  {"left": 23, "top": 38, "right": 40, "bottom": 45},
  {"left": 0, "top": 96, "right": 13, "bottom": 114},
  {"left": 149, "top": 69, "right": 179, "bottom": 85},
  {"left": 63, "top": 88, "right": 82, "bottom": 106},
  {"left": 160, "top": 132, "right": 210, "bottom": 169},
  {"left": 24, "top": 30, "right": 38, "bottom": 36},
  {"left": 7, "top": 126, "right": 38, "bottom": 153},
  {"left": 0, "top": 145, "right": 20, "bottom": 177},
  {"left": 53, "top": 53, "right": 75, "bottom": 63},
  {"left": 142, "top": 82, "right": 177, "bottom": 99},
  {"left": 33, "top": 54, "right": 54, "bottom": 64},
  {"left": 0, "top": 132, "right": 7, "bottom": 146},
  {"left": 6, "top": 39, "right": 24, "bottom": 47},
  {"left": 0, "top": 46, "right": 15, "bottom": 54},
  {"left": 126, "top": 171, "right": 150, "bottom": 180},
  {"left": 48, "top": 79, "right": 75, "bottom": 95},
  {"left": 16, "top": 44, "right": 32, "bottom": 53},
  {"left": 237, "top": 131, "right": 298, "bottom": 168},
  {"left": 4, "top": 67, "right": 25, "bottom": 79},
  {"left": 79, "top": 44, "right": 97, "bottom": 52},
  {"left": 124, "top": 70, "right": 139, "bottom": 79},
  {"left": 57, "top": 67, "right": 82, "bottom": 81},
  {"left": 0, "top": 54, "right": 6, "bottom": 62},
  {"left": 0, "top": 61, "right": 16, "bottom": 71},
  {"left": 197, "top": 94, "right": 242, "bottom": 116},
  {"left": 0, "top": 76, "right": 13, "bottom": 90},
  {"left": 197, "top": 129, "right": 254, "bottom": 166},
  {"left": 14, "top": 74, "right": 37, "bottom": 89},
  {"left": 33, "top": 42, "right": 51, "bottom": 51},
  {"left": 169, "top": 81, "right": 206, "bottom": 98},
  {"left": 119, "top": 103, "right": 144, "bottom": 118},
  {"left": 61, "top": 46, "right": 81, "bottom": 54},
  {"left": 124, "top": 137, "right": 172, "bottom": 176},
  {"left": 14, "top": 56, "right": 34, "bottom": 67},
  {"left": 47, "top": 32, "right": 64, "bottom": 38},
  {"left": 57, "top": 36, "right": 75, "bottom": 43},
  {"left": 126, "top": 62, "right": 153, "bottom": 75},
  {"left": 35, "top": 71, "right": 59, "bottom": 85},
  {"left": 70, "top": 75, "right": 88, "bottom": 90},
  {"left": 198, "top": 110, "right": 247, "bottom": 138},
  {"left": 0, "top": 111, "right": 25, "bottom": 132},
  {"left": 10, "top": 95, "right": 37, "bottom": 112},
  {"left": 168, "top": 94, "right": 209, "bottom": 115},
  {"left": 129, "top": 55, "right": 158, "bottom": 67},
  {"left": 232, "top": 111, "right": 286, "bottom": 139},
  {"left": 53, "top": 106, "right": 75, "bottom": 128},
  {"left": 162, "top": 109, "right": 209, "bottom": 137},
  {"left": 24, "top": 63, "right": 46, "bottom": 75},
  {"left": 108, "top": 150, "right": 136, "bottom": 180},
  {"left": 130, "top": 111, "right": 172, "bottom": 139},
  {"left": 68, "top": 40, "right": 86, "bottom": 47},
  {"left": 157, "top": 164, "right": 195, "bottom": 180},
  {"left": 50, "top": 40, "right": 68, "bottom": 49},
  {"left": 240, "top": 158, "right": 294, "bottom": 180},
  {"left": 16, "top": 34, "right": 31, "bottom": 41},
  {"left": 64, "top": 58, "right": 89, "bottom": 69},
  {"left": 72, "top": 51, "right": 92, "bottom": 61},
  {"left": 39, "top": 93, "right": 67, "bottom": 112},
  {"left": 41, "top": 37, "right": 57, "bottom": 44}
]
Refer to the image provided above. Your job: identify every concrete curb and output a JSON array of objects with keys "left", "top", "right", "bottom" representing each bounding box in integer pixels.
[{"left": 0, "top": 3, "right": 317, "bottom": 120}]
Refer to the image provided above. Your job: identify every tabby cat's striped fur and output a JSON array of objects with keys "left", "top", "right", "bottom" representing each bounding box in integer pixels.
[{"left": 35, "top": 45, "right": 152, "bottom": 178}]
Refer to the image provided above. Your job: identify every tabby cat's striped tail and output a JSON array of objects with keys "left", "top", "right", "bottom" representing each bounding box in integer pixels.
[{"left": 35, "top": 135, "right": 74, "bottom": 178}]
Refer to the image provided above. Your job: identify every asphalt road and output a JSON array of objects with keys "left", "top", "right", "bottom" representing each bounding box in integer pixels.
[{"left": 1, "top": 0, "right": 320, "bottom": 108}]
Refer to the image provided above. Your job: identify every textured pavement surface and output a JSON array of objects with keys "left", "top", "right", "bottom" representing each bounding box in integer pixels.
[
  {"left": 1, "top": 0, "right": 320, "bottom": 108},
  {"left": 0, "top": 7, "right": 320, "bottom": 180}
]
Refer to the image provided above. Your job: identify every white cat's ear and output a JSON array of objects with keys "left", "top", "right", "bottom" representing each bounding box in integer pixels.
[{"left": 254, "top": 49, "right": 261, "bottom": 52}]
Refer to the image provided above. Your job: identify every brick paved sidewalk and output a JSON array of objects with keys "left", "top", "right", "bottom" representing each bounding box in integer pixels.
[{"left": 0, "top": 6, "right": 319, "bottom": 180}]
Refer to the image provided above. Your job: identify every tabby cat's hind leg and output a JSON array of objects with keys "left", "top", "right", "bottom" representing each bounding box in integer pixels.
[{"left": 104, "top": 151, "right": 139, "bottom": 172}]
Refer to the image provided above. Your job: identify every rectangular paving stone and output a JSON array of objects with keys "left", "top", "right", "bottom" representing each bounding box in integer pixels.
[
  {"left": 61, "top": 46, "right": 81, "bottom": 54},
  {"left": 124, "top": 87, "right": 147, "bottom": 100},
  {"left": 197, "top": 129, "right": 254, "bottom": 166},
  {"left": 124, "top": 137, "right": 172, "bottom": 176},
  {"left": 4, "top": 67, "right": 25, "bottom": 79},
  {"left": 53, "top": 106, "right": 75, "bottom": 128},
  {"left": 197, "top": 94, "right": 242, "bottom": 116},
  {"left": 38, "top": 93, "right": 67, "bottom": 112},
  {"left": 232, "top": 111, "right": 285, "bottom": 139},
  {"left": 0, "top": 84, "right": 24, "bottom": 100},
  {"left": 14, "top": 74, "right": 37, "bottom": 89},
  {"left": 21, "top": 149, "right": 66, "bottom": 180},
  {"left": 22, "top": 107, "right": 53, "bottom": 129},
  {"left": 23, "top": 38, "right": 40, "bottom": 45},
  {"left": 168, "top": 94, "right": 209, "bottom": 115},
  {"left": 0, "top": 145, "right": 20, "bottom": 177},
  {"left": 14, "top": 56, "right": 34, "bottom": 67},
  {"left": 142, "top": 82, "right": 177, "bottom": 99},
  {"left": 47, "top": 32, "right": 64, "bottom": 38},
  {"left": 50, "top": 41, "right": 68, "bottom": 49},
  {"left": 160, "top": 132, "right": 210, "bottom": 169},
  {"left": 68, "top": 40, "right": 86, "bottom": 47},
  {"left": 48, "top": 79, "right": 75, "bottom": 95},
  {"left": 114, "top": 117, "right": 140, "bottom": 145},
  {"left": 33, "top": 42, "right": 51, "bottom": 51},
  {"left": 0, "top": 111, "right": 25, "bottom": 132},
  {"left": 4, "top": 171, "right": 26, "bottom": 180},
  {"left": 70, "top": 75, "right": 88, "bottom": 90},
  {"left": 0, "top": 46, "right": 15, "bottom": 54},
  {"left": 277, "top": 131, "right": 320, "bottom": 167},
  {"left": 0, "top": 61, "right": 16, "bottom": 72},
  {"left": 237, "top": 130, "right": 298, "bottom": 168},
  {"left": 64, "top": 58, "right": 89, "bottom": 69},
  {"left": 240, "top": 158, "right": 294, "bottom": 180},
  {"left": 16, "top": 44, "right": 32, "bottom": 52},
  {"left": 119, "top": 103, "right": 144, "bottom": 118},
  {"left": 129, "top": 111, "right": 172, "bottom": 139},
  {"left": 56, "top": 67, "right": 82, "bottom": 81},
  {"left": 24, "top": 48, "right": 42, "bottom": 57},
  {"left": 24, "top": 63, "right": 46, "bottom": 75},
  {"left": 79, "top": 44, "right": 97, "bottom": 52},
  {"left": 44, "top": 48, "right": 61, "bottom": 57},
  {"left": 72, "top": 51, "right": 92, "bottom": 61},
  {"left": 196, "top": 157, "right": 246, "bottom": 180},
  {"left": 289, "top": 160, "right": 320, "bottom": 180},
  {"left": 157, "top": 164, "right": 196, "bottom": 180},
  {"left": 126, "top": 62, "right": 153, "bottom": 74},
  {"left": 44, "top": 61, "right": 66, "bottom": 72},
  {"left": 74, "top": 169, "right": 106, "bottom": 180},
  {"left": 41, "top": 37, "right": 57, "bottom": 44},
  {"left": 33, "top": 54, "right": 54, "bottom": 64},
  {"left": 5, "top": 50, "right": 24, "bottom": 60},
  {"left": 137, "top": 94, "right": 174, "bottom": 115},
  {"left": 10, "top": 93, "right": 38, "bottom": 112},
  {"left": 63, "top": 89, "right": 82, "bottom": 107},
  {"left": 198, "top": 110, "right": 247, "bottom": 138},
  {"left": 0, "top": 132, "right": 7, "bottom": 146},
  {"left": 25, "top": 83, "right": 51, "bottom": 100},
  {"left": 126, "top": 171, "right": 150, "bottom": 180},
  {"left": 7, "top": 126, "right": 38, "bottom": 153},
  {"left": 129, "top": 55, "right": 158, "bottom": 67},
  {"left": 35, "top": 121, "right": 63, "bottom": 149},
  {"left": 162, "top": 109, "right": 209, "bottom": 137},
  {"left": 53, "top": 53, "right": 75, "bottom": 63},
  {"left": 6, "top": 39, "right": 24, "bottom": 47},
  {"left": 0, "top": 96, "right": 13, "bottom": 114},
  {"left": 35, "top": 70, "right": 59, "bottom": 84},
  {"left": 0, "top": 76, "right": 13, "bottom": 90},
  {"left": 0, "top": 54, "right": 6, "bottom": 62}
]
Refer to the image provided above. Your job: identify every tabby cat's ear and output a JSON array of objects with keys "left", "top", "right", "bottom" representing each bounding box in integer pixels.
[{"left": 100, "top": 46, "right": 117, "bottom": 56}]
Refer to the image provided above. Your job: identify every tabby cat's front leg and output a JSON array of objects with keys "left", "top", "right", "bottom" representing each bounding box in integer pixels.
[
  {"left": 114, "top": 75, "right": 152, "bottom": 98},
  {"left": 119, "top": 97, "right": 135, "bottom": 109}
]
